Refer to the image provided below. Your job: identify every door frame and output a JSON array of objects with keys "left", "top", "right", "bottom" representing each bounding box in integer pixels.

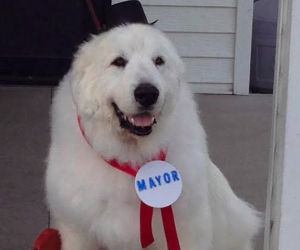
[{"left": 264, "top": 0, "right": 300, "bottom": 249}]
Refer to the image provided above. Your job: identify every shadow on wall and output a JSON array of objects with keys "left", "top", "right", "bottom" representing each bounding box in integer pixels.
[{"left": 250, "top": 0, "right": 279, "bottom": 94}]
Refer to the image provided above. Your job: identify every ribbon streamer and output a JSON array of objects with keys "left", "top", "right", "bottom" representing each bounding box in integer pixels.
[
  {"left": 140, "top": 202, "right": 154, "bottom": 248},
  {"left": 161, "top": 206, "right": 181, "bottom": 250}
]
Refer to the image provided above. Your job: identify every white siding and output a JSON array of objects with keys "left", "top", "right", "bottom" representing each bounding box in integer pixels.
[
  {"left": 144, "top": 6, "right": 236, "bottom": 33},
  {"left": 167, "top": 33, "right": 235, "bottom": 58},
  {"left": 140, "top": 0, "right": 237, "bottom": 7},
  {"left": 189, "top": 83, "right": 232, "bottom": 94},
  {"left": 183, "top": 58, "right": 233, "bottom": 83}
]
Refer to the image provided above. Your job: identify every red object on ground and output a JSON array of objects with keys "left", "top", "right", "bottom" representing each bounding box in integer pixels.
[{"left": 33, "top": 228, "right": 61, "bottom": 250}]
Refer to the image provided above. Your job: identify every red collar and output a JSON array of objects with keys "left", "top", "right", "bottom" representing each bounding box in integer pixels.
[
  {"left": 104, "top": 150, "right": 166, "bottom": 176},
  {"left": 77, "top": 116, "right": 167, "bottom": 175}
]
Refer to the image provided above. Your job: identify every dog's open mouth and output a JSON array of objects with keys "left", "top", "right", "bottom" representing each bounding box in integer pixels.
[{"left": 112, "top": 103, "right": 156, "bottom": 136}]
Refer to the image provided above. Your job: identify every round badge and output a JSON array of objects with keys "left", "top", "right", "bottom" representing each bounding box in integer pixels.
[{"left": 135, "top": 161, "right": 182, "bottom": 208}]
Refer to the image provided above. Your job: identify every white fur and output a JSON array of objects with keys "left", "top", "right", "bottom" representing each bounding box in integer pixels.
[{"left": 46, "top": 24, "right": 260, "bottom": 250}]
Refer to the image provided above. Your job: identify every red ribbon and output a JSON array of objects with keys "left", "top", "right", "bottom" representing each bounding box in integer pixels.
[
  {"left": 140, "top": 201, "right": 154, "bottom": 247},
  {"left": 161, "top": 206, "right": 181, "bottom": 250},
  {"left": 78, "top": 116, "right": 181, "bottom": 249}
]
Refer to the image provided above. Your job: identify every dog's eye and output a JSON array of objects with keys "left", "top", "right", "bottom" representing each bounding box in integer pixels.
[
  {"left": 111, "top": 57, "right": 127, "bottom": 67},
  {"left": 154, "top": 56, "right": 165, "bottom": 66}
]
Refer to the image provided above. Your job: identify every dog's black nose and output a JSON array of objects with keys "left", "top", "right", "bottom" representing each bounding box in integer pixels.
[{"left": 134, "top": 84, "right": 159, "bottom": 107}]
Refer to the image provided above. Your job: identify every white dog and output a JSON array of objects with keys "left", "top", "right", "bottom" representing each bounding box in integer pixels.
[{"left": 46, "top": 24, "right": 260, "bottom": 250}]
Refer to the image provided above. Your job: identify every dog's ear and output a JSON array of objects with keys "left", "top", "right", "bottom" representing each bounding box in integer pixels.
[
  {"left": 71, "top": 41, "right": 94, "bottom": 82},
  {"left": 70, "top": 39, "right": 100, "bottom": 117},
  {"left": 71, "top": 34, "right": 99, "bottom": 79},
  {"left": 168, "top": 49, "right": 185, "bottom": 84}
]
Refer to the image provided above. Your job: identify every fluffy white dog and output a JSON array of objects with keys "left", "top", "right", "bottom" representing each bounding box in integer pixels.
[{"left": 46, "top": 24, "right": 260, "bottom": 250}]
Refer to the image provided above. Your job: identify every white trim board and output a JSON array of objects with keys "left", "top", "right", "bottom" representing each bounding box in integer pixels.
[
  {"left": 264, "top": 0, "right": 300, "bottom": 250},
  {"left": 233, "top": 0, "right": 253, "bottom": 95}
]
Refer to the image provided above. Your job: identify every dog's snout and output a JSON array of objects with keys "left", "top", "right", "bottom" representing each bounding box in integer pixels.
[{"left": 134, "top": 84, "right": 159, "bottom": 107}]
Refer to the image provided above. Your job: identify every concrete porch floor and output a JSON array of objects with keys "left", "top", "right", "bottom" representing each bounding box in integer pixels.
[{"left": 0, "top": 86, "right": 273, "bottom": 250}]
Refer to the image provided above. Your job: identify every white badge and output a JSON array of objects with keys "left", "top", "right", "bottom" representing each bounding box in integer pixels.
[{"left": 135, "top": 161, "right": 182, "bottom": 208}]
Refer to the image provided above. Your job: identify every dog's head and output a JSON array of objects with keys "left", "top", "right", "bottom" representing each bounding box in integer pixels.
[{"left": 71, "top": 24, "right": 184, "bottom": 139}]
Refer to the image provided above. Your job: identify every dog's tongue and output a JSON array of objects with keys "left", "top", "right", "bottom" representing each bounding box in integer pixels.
[{"left": 128, "top": 113, "right": 154, "bottom": 127}]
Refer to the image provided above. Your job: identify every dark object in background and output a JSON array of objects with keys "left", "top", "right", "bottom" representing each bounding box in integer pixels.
[
  {"left": 250, "top": 0, "right": 278, "bottom": 94},
  {"left": 0, "top": 0, "right": 109, "bottom": 86},
  {"left": 105, "top": 0, "right": 149, "bottom": 30}
]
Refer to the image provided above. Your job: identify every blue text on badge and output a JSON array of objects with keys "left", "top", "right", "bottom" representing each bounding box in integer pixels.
[{"left": 136, "top": 170, "right": 180, "bottom": 192}]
